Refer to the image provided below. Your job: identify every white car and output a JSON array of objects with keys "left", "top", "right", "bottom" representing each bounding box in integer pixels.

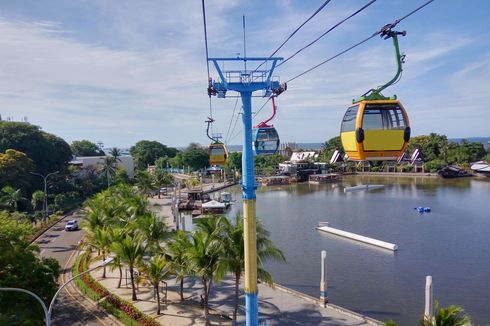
[{"left": 64, "top": 220, "right": 79, "bottom": 231}]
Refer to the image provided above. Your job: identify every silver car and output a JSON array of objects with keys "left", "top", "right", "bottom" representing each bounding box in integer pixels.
[{"left": 64, "top": 220, "right": 79, "bottom": 231}]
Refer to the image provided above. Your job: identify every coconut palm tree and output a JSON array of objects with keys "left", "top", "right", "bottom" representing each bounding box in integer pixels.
[
  {"left": 99, "top": 156, "right": 118, "bottom": 188},
  {"left": 1, "top": 186, "right": 26, "bottom": 211},
  {"left": 140, "top": 255, "right": 172, "bottom": 315},
  {"left": 221, "top": 214, "right": 286, "bottom": 321},
  {"left": 31, "top": 190, "right": 45, "bottom": 211},
  {"left": 113, "top": 234, "right": 145, "bottom": 301},
  {"left": 135, "top": 170, "right": 154, "bottom": 197},
  {"left": 107, "top": 227, "right": 126, "bottom": 288},
  {"left": 168, "top": 230, "right": 191, "bottom": 301},
  {"left": 152, "top": 170, "right": 173, "bottom": 198},
  {"left": 186, "top": 217, "right": 228, "bottom": 325},
  {"left": 109, "top": 147, "right": 122, "bottom": 162},
  {"left": 134, "top": 212, "right": 168, "bottom": 254},
  {"left": 419, "top": 302, "right": 472, "bottom": 326}
]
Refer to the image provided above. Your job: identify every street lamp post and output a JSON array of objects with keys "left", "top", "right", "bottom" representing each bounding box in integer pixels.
[
  {"left": 0, "top": 257, "right": 113, "bottom": 326},
  {"left": 30, "top": 171, "right": 59, "bottom": 219}
]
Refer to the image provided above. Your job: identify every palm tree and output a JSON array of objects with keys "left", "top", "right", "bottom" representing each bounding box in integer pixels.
[
  {"left": 99, "top": 156, "right": 118, "bottom": 188},
  {"left": 222, "top": 214, "right": 286, "bottom": 321},
  {"left": 109, "top": 147, "right": 122, "bottom": 162},
  {"left": 94, "top": 228, "right": 111, "bottom": 278},
  {"left": 1, "top": 186, "right": 26, "bottom": 211},
  {"left": 31, "top": 190, "right": 45, "bottom": 211},
  {"left": 168, "top": 230, "right": 191, "bottom": 301},
  {"left": 107, "top": 227, "right": 126, "bottom": 288},
  {"left": 186, "top": 217, "right": 228, "bottom": 324},
  {"left": 419, "top": 302, "right": 472, "bottom": 326},
  {"left": 152, "top": 170, "right": 173, "bottom": 198},
  {"left": 134, "top": 213, "right": 168, "bottom": 254},
  {"left": 140, "top": 255, "right": 171, "bottom": 315},
  {"left": 113, "top": 234, "right": 145, "bottom": 301},
  {"left": 135, "top": 170, "right": 154, "bottom": 197}
]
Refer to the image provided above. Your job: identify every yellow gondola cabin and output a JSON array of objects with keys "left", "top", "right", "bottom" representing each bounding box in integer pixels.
[{"left": 340, "top": 99, "right": 410, "bottom": 161}]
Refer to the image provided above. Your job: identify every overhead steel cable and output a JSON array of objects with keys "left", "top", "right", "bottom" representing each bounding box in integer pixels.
[
  {"left": 228, "top": 96, "right": 270, "bottom": 144},
  {"left": 285, "top": 0, "right": 436, "bottom": 84},
  {"left": 277, "top": 0, "right": 377, "bottom": 68},
  {"left": 201, "top": 0, "right": 214, "bottom": 134},
  {"left": 252, "top": 0, "right": 333, "bottom": 74},
  {"left": 225, "top": 96, "right": 240, "bottom": 144}
]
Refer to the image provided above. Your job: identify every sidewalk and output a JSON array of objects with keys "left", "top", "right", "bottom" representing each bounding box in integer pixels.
[{"left": 89, "top": 257, "right": 382, "bottom": 326}]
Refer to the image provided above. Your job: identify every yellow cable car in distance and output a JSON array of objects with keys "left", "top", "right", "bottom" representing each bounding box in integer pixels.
[
  {"left": 208, "top": 142, "right": 228, "bottom": 166},
  {"left": 205, "top": 117, "right": 228, "bottom": 166},
  {"left": 340, "top": 25, "right": 411, "bottom": 161}
]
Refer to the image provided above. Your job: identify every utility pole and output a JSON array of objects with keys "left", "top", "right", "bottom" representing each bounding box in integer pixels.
[
  {"left": 208, "top": 57, "right": 285, "bottom": 326},
  {"left": 30, "top": 171, "right": 59, "bottom": 220}
]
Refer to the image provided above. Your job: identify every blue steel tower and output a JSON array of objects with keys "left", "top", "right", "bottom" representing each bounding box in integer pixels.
[{"left": 208, "top": 57, "right": 285, "bottom": 326}]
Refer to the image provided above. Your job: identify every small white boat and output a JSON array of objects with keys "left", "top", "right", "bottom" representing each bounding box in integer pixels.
[
  {"left": 344, "top": 184, "right": 384, "bottom": 192},
  {"left": 470, "top": 161, "right": 490, "bottom": 177}
]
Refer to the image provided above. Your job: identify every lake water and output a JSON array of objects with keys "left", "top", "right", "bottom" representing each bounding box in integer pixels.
[{"left": 222, "top": 175, "right": 490, "bottom": 325}]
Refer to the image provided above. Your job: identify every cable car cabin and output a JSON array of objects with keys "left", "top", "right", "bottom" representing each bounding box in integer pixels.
[
  {"left": 340, "top": 100, "right": 410, "bottom": 161},
  {"left": 253, "top": 127, "right": 280, "bottom": 155},
  {"left": 208, "top": 143, "right": 228, "bottom": 166}
]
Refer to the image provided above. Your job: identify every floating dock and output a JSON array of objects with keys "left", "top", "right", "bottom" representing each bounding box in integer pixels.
[
  {"left": 344, "top": 184, "right": 384, "bottom": 192},
  {"left": 316, "top": 223, "right": 398, "bottom": 251}
]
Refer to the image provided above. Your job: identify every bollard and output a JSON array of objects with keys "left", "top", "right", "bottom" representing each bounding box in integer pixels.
[
  {"left": 320, "top": 250, "right": 328, "bottom": 306},
  {"left": 424, "top": 275, "right": 433, "bottom": 322}
]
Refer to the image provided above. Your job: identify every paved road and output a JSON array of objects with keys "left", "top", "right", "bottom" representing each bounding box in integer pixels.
[{"left": 36, "top": 212, "right": 119, "bottom": 326}]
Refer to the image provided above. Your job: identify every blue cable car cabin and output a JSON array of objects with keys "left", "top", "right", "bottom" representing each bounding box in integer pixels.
[{"left": 253, "top": 127, "right": 280, "bottom": 155}]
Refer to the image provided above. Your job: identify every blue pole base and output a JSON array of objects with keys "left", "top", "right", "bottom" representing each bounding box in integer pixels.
[{"left": 245, "top": 292, "right": 258, "bottom": 326}]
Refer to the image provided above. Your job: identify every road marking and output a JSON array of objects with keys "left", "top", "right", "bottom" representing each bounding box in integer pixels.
[
  {"left": 40, "top": 249, "right": 45, "bottom": 255},
  {"left": 60, "top": 248, "right": 113, "bottom": 326}
]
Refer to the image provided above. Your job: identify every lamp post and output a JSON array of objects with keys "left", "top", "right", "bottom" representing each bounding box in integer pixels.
[
  {"left": 30, "top": 171, "right": 59, "bottom": 219},
  {"left": 0, "top": 257, "right": 113, "bottom": 326}
]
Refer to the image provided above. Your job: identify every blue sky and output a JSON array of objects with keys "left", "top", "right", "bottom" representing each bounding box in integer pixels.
[{"left": 0, "top": 0, "right": 489, "bottom": 148}]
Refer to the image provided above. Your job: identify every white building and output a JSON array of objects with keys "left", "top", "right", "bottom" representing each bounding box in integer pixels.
[{"left": 70, "top": 155, "right": 135, "bottom": 178}]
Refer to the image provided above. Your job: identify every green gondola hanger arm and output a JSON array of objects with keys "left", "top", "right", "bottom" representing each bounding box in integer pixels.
[{"left": 354, "top": 24, "right": 407, "bottom": 103}]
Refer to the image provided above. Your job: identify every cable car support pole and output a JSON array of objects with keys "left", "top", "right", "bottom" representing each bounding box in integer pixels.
[{"left": 207, "top": 57, "right": 284, "bottom": 326}]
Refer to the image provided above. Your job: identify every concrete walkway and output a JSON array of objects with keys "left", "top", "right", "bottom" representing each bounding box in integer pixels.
[{"left": 89, "top": 255, "right": 381, "bottom": 326}]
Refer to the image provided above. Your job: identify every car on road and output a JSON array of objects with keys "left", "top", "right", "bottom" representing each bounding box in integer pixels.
[{"left": 64, "top": 220, "right": 79, "bottom": 231}]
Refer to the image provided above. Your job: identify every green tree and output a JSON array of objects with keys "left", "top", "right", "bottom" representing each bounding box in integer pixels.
[
  {"left": 31, "top": 190, "right": 45, "bottom": 211},
  {"left": 186, "top": 217, "right": 228, "bottom": 324},
  {"left": 222, "top": 214, "right": 285, "bottom": 321},
  {"left": 0, "top": 211, "right": 60, "bottom": 325},
  {"left": 168, "top": 230, "right": 192, "bottom": 301},
  {"left": 1, "top": 186, "right": 27, "bottom": 211},
  {"left": 140, "top": 255, "right": 171, "bottom": 315},
  {"left": 134, "top": 213, "right": 168, "bottom": 254},
  {"left": 225, "top": 152, "right": 242, "bottom": 173},
  {"left": 0, "top": 121, "right": 72, "bottom": 175},
  {"left": 419, "top": 302, "right": 472, "bottom": 326},
  {"left": 71, "top": 140, "right": 105, "bottom": 156},
  {"left": 135, "top": 170, "right": 154, "bottom": 197},
  {"left": 180, "top": 143, "right": 209, "bottom": 170},
  {"left": 0, "top": 149, "right": 35, "bottom": 193},
  {"left": 113, "top": 234, "right": 145, "bottom": 301},
  {"left": 155, "top": 156, "right": 171, "bottom": 170},
  {"left": 318, "top": 136, "right": 343, "bottom": 162},
  {"left": 152, "top": 170, "right": 173, "bottom": 198},
  {"left": 129, "top": 140, "right": 178, "bottom": 170},
  {"left": 99, "top": 156, "right": 118, "bottom": 188},
  {"left": 108, "top": 147, "right": 122, "bottom": 162}
]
